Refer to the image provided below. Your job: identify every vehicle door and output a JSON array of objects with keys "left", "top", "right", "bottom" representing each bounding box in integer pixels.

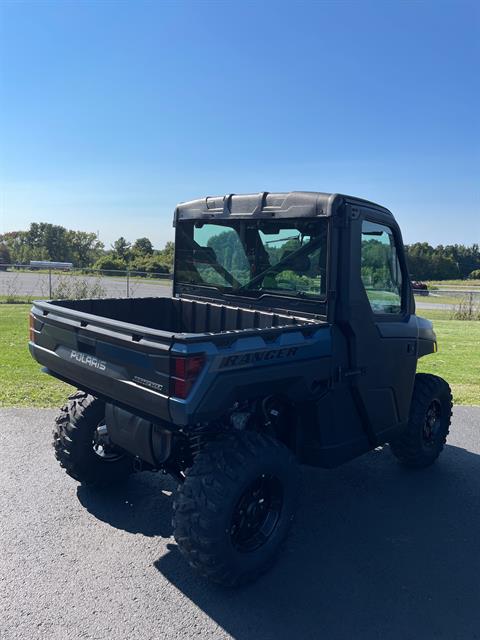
[{"left": 340, "top": 206, "right": 419, "bottom": 442}]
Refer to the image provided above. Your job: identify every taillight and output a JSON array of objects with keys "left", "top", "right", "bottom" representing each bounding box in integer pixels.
[
  {"left": 29, "top": 313, "right": 35, "bottom": 342},
  {"left": 170, "top": 354, "right": 205, "bottom": 399}
]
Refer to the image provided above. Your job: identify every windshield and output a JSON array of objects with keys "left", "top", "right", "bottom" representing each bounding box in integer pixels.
[{"left": 175, "top": 218, "right": 328, "bottom": 299}]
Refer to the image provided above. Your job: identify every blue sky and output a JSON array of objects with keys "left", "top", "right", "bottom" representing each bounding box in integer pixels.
[{"left": 0, "top": 0, "right": 478, "bottom": 249}]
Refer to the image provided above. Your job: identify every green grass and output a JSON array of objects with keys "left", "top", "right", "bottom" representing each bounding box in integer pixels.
[
  {"left": 0, "top": 304, "right": 73, "bottom": 407},
  {"left": 415, "top": 293, "right": 480, "bottom": 306},
  {"left": 427, "top": 295, "right": 461, "bottom": 305},
  {"left": 417, "top": 318, "right": 480, "bottom": 405},
  {"left": 418, "top": 308, "right": 450, "bottom": 321},
  {"left": 426, "top": 279, "right": 480, "bottom": 288},
  {"left": 415, "top": 293, "right": 460, "bottom": 305},
  {"left": 0, "top": 303, "right": 478, "bottom": 408},
  {"left": 0, "top": 295, "right": 36, "bottom": 304}
]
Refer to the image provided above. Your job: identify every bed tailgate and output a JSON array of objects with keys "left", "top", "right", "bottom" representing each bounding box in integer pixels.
[{"left": 28, "top": 302, "right": 174, "bottom": 422}]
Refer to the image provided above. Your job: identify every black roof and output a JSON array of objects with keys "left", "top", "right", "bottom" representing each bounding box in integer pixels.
[{"left": 174, "top": 191, "right": 392, "bottom": 222}]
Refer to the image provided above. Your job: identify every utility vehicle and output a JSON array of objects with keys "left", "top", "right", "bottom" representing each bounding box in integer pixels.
[
  {"left": 411, "top": 280, "right": 429, "bottom": 296},
  {"left": 29, "top": 192, "right": 452, "bottom": 586}
]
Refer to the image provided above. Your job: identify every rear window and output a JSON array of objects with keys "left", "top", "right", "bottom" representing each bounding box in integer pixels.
[{"left": 176, "top": 218, "right": 328, "bottom": 300}]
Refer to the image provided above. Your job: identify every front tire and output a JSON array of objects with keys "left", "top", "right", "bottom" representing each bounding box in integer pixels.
[
  {"left": 390, "top": 373, "right": 452, "bottom": 468},
  {"left": 53, "top": 391, "right": 133, "bottom": 486},
  {"left": 173, "top": 431, "right": 300, "bottom": 587}
]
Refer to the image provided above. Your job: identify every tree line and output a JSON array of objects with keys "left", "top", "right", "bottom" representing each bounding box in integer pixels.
[
  {"left": 405, "top": 242, "right": 480, "bottom": 280},
  {"left": 1, "top": 222, "right": 479, "bottom": 280},
  {"left": 204, "top": 231, "right": 480, "bottom": 281},
  {"left": 0, "top": 223, "right": 174, "bottom": 274}
]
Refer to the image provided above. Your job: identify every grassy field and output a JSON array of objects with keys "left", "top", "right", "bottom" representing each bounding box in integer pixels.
[
  {"left": 416, "top": 318, "right": 480, "bottom": 404},
  {"left": 415, "top": 293, "right": 461, "bottom": 305},
  {"left": 426, "top": 279, "right": 480, "bottom": 288},
  {"left": 0, "top": 304, "right": 72, "bottom": 407},
  {"left": 0, "top": 295, "right": 35, "bottom": 304},
  {"left": 0, "top": 303, "right": 479, "bottom": 408}
]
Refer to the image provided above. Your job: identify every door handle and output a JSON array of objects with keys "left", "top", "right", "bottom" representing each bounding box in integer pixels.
[{"left": 406, "top": 342, "right": 416, "bottom": 355}]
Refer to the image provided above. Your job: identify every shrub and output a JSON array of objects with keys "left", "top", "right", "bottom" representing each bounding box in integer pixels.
[
  {"left": 468, "top": 270, "right": 480, "bottom": 280},
  {"left": 451, "top": 293, "right": 480, "bottom": 320},
  {"left": 131, "top": 256, "right": 170, "bottom": 275},
  {"left": 51, "top": 275, "right": 106, "bottom": 300},
  {"left": 92, "top": 255, "right": 127, "bottom": 272}
]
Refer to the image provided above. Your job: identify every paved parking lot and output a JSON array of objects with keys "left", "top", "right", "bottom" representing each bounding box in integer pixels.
[
  {"left": 0, "top": 271, "right": 172, "bottom": 299},
  {"left": 2, "top": 271, "right": 477, "bottom": 310},
  {"left": 1, "top": 406, "right": 480, "bottom": 640}
]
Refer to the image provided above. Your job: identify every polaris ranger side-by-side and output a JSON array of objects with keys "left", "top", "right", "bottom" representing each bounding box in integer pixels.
[{"left": 29, "top": 192, "right": 452, "bottom": 586}]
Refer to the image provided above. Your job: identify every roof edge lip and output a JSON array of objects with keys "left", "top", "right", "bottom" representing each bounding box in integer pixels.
[{"left": 174, "top": 190, "right": 392, "bottom": 221}]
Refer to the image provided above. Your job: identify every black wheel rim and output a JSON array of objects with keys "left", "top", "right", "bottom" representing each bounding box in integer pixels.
[
  {"left": 422, "top": 399, "right": 442, "bottom": 446},
  {"left": 92, "top": 421, "right": 125, "bottom": 462},
  {"left": 230, "top": 474, "right": 283, "bottom": 553}
]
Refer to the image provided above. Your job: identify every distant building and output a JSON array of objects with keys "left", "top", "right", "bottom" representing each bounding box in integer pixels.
[{"left": 30, "top": 261, "right": 73, "bottom": 271}]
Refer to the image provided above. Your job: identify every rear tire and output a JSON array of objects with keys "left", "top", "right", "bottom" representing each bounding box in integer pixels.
[
  {"left": 53, "top": 391, "right": 133, "bottom": 486},
  {"left": 390, "top": 373, "right": 452, "bottom": 468},
  {"left": 172, "top": 431, "right": 300, "bottom": 587}
]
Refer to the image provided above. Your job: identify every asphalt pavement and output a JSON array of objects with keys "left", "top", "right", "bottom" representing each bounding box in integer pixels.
[
  {"left": 415, "top": 300, "right": 452, "bottom": 311},
  {"left": 0, "top": 271, "right": 172, "bottom": 299},
  {"left": 1, "top": 406, "right": 480, "bottom": 640},
  {"left": 3, "top": 271, "right": 479, "bottom": 310}
]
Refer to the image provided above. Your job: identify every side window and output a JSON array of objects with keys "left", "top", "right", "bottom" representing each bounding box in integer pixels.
[{"left": 361, "top": 220, "right": 403, "bottom": 314}]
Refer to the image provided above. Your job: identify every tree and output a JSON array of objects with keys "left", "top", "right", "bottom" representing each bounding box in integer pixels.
[
  {"left": 361, "top": 239, "right": 391, "bottom": 287},
  {"left": 93, "top": 255, "right": 127, "bottom": 272},
  {"left": 68, "top": 231, "right": 104, "bottom": 268},
  {"left": 112, "top": 237, "right": 131, "bottom": 261},
  {"left": 132, "top": 237, "right": 154, "bottom": 256},
  {"left": 157, "top": 240, "right": 175, "bottom": 269},
  {"left": 430, "top": 254, "right": 459, "bottom": 279},
  {"left": 0, "top": 223, "right": 105, "bottom": 267},
  {"left": 442, "top": 244, "right": 480, "bottom": 278},
  {"left": 131, "top": 255, "right": 170, "bottom": 274},
  {"left": 0, "top": 243, "right": 11, "bottom": 265},
  {"left": 405, "top": 242, "right": 480, "bottom": 280},
  {"left": 207, "top": 231, "right": 249, "bottom": 275},
  {"left": 0, "top": 231, "right": 29, "bottom": 264},
  {"left": 26, "top": 222, "right": 71, "bottom": 262}
]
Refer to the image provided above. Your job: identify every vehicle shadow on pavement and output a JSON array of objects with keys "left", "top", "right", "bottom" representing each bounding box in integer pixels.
[
  {"left": 76, "top": 472, "right": 176, "bottom": 538},
  {"left": 154, "top": 444, "right": 480, "bottom": 640}
]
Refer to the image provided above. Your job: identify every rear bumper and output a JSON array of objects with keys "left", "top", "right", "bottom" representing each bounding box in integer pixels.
[{"left": 29, "top": 342, "right": 173, "bottom": 424}]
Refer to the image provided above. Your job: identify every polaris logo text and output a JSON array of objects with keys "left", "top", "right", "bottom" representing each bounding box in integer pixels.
[
  {"left": 219, "top": 347, "right": 299, "bottom": 368},
  {"left": 70, "top": 350, "right": 107, "bottom": 371}
]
